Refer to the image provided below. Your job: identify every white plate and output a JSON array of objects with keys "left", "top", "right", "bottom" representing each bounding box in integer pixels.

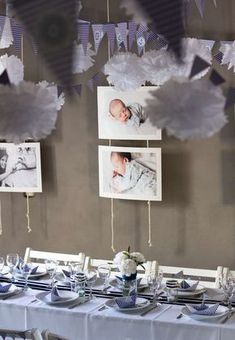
[
  {"left": 36, "top": 290, "right": 79, "bottom": 305},
  {"left": 182, "top": 305, "right": 229, "bottom": 321},
  {"left": 169, "top": 284, "right": 206, "bottom": 297},
  {"left": 15, "top": 269, "right": 47, "bottom": 279},
  {"left": 105, "top": 297, "right": 150, "bottom": 312},
  {"left": 0, "top": 284, "right": 21, "bottom": 297}
]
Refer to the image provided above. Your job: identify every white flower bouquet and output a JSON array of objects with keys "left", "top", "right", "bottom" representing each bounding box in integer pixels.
[{"left": 113, "top": 247, "right": 145, "bottom": 280}]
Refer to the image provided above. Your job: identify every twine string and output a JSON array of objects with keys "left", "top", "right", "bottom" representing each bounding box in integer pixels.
[{"left": 26, "top": 193, "right": 32, "bottom": 233}]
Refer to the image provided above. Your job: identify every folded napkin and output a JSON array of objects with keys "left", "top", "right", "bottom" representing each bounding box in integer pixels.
[
  {"left": 186, "top": 303, "right": 220, "bottom": 315},
  {"left": 50, "top": 286, "right": 62, "bottom": 302},
  {"left": 62, "top": 269, "right": 71, "bottom": 278},
  {"left": 179, "top": 280, "right": 199, "bottom": 291},
  {"left": 0, "top": 283, "right": 11, "bottom": 293},
  {"left": 115, "top": 294, "right": 137, "bottom": 308},
  {"left": 115, "top": 276, "right": 142, "bottom": 286},
  {"left": 15, "top": 264, "right": 38, "bottom": 275}
]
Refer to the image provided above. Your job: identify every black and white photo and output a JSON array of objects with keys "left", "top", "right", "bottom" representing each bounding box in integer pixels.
[
  {"left": 99, "top": 146, "right": 162, "bottom": 201},
  {"left": 0, "top": 143, "right": 42, "bottom": 192}
]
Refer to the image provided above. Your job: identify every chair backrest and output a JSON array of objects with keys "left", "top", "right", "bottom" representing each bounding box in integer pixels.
[
  {"left": 84, "top": 256, "right": 152, "bottom": 279},
  {"left": 24, "top": 247, "right": 85, "bottom": 269},
  {"left": 0, "top": 328, "right": 42, "bottom": 340},
  {"left": 156, "top": 263, "right": 223, "bottom": 288},
  {"left": 41, "top": 330, "right": 68, "bottom": 340}
]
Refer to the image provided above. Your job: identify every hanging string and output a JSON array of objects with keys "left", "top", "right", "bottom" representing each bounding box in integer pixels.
[
  {"left": 20, "top": 33, "right": 24, "bottom": 64},
  {"left": 0, "top": 199, "right": 2, "bottom": 235},
  {"left": 146, "top": 140, "right": 152, "bottom": 247},
  {"left": 26, "top": 193, "right": 32, "bottom": 233}
]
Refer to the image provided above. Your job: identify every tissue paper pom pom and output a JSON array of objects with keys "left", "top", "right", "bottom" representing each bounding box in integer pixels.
[
  {"left": 104, "top": 53, "right": 145, "bottom": 91},
  {"left": 72, "top": 42, "right": 95, "bottom": 74},
  {"left": 0, "top": 81, "right": 58, "bottom": 143},
  {"left": 0, "top": 17, "right": 13, "bottom": 49},
  {"left": 171, "top": 38, "right": 213, "bottom": 78},
  {"left": 0, "top": 54, "right": 24, "bottom": 85},
  {"left": 146, "top": 78, "right": 227, "bottom": 140},
  {"left": 220, "top": 41, "right": 235, "bottom": 72},
  {"left": 120, "top": 0, "right": 151, "bottom": 25},
  {"left": 141, "top": 50, "right": 176, "bottom": 85},
  {"left": 37, "top": 80, "right": 65, "bottom": 111}
]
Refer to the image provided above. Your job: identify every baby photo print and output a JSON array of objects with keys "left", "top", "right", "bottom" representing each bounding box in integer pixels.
[
  {"left": 97, "top": 86, "right": 162, "bottom": 140},
  {"left": 99, "top": 146, "right": 162, "bottom": 201}
]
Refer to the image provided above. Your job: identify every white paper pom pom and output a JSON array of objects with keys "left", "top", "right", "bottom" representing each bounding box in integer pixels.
[
  {"left": 0, "top": 81, "right": 58, "bottom": 143},
  {"left": 72, "top": 42, "right": 95, "bottom": 74},
  {"left": 171, "top": 38, "right": 213, "bottom": 78},
  {"left": 104, "top": 52, "right": 145, "bottom": 91},
  {"left": 0, "top": 17, "right": 13, "bottom": 49},
  {"left": 0, "top": 54, "right": 24, "bottom": 85},
  {"left": 37, "top": 80, "right": 65, "bottom": 111},
  {"left": 220, "top": 41, "right": 235, "bottom": 72},
  {"left": 141, "top": 50, "right": 176, "bottom": 85},
  {"left": 146, "top": 78, "right": 227, "bottom": 140},
  {"left": 120, "top": 0, "right": 151, "bottom": 25}
]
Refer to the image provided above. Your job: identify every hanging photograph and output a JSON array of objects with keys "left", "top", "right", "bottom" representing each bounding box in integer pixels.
[
  {"left": 0, "top": 142, "right": 42, "bottom": 192},
  {"left": 97, "top": 86, "right": 162, "bottom": 140},
  {"left": 99, "top": 146, "right": 162, "bottom": 201}
]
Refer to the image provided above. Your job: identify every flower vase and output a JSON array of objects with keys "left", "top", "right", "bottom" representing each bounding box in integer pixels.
[{"left": 122, "top": 273, "right": 137, "bottom": 296}]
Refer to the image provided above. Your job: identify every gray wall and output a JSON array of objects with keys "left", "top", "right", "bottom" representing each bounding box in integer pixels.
[{"left": 0, "top": 0, "right": 235, "bottom": 270}]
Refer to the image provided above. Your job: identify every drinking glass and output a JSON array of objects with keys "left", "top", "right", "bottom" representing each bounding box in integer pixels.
[
  {"left": 219, "top": 274, "right": 235, "bottom": 308},
  {"left": 0, "top": 257, "right": 4, "bottom": 274},
  {"left": 147, "top": 271, "right": 163, "bottom": 303},
  {"left": 69, "top": 262, "right": 82, "bottom": 277},
  {"left": 20, "top": 262, "right": 32, "bottom": 291},
  {"left": 85, "top": 269, "right": 98, "bottom": 299},
  {"left": 6, "top": 253, "right": 19, "bottom": 282},
  {"left": 98, "top": 264, "right": 111, "bottom": 291},
  {"left": 45, "top": 259, "right": 58, "bottom": 288}
]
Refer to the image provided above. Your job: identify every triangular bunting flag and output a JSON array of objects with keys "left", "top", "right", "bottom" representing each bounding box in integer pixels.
[
  {"left": 0, "top": 70, "right": 11, "bottom": 85},
  {"left": 92, "top": 24, "right": 104, "bottom": 54},
  {"left": 73, "top": 84, "right": 82, "bottom": 96},
  {"left": 0, "top": 16, "right": 6, "bottom": 41},
  {"left": 136, "top": 24, "right": 148, "bottom": 55},
  {"left": 57, "top": 85, "right": 64, "bottom": 97},
  {"left": 194, "top": 0, "right": 206, "bottom": 17},
  {"left": 12, "top": 0, "right": 77, "bottom": 91},
  {"left": 214, "top": 51, "right": 223, "bottom": 64},
  {"left": 103, "top": 24, "right": 116, "bottom": 55},
  {"left": 117, "top": 22, "right": 128, "bottom": 50},
  {"left": 189, "top": 55, "right": 211, "bottom": 79},
  {"left": 225, "top": 87, "right": 235, "bottom": 110},
  {"left": 136, "top": 0, "right": 184, "bottom": 60},
  {"left": 78, "top": 23, "right": 90, "bottom": 54},
  {"left": 11, "top": 20, "right": 23, "bottom": 54},
  {"left": 209, "top": 69, "right": 225, "bottom": 86},
  {"left": 128, "top": 22, "right": 137, "bottom": 51}
]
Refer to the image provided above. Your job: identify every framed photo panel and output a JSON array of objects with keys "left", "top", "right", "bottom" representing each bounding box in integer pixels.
[
  {"left": 0, "top": 142, "right": 42, "bottom": 192},
  {"left": 99, "top": 146, "right": 162, "bottom": 201},
  {"left": 97, "top": 86, "right": 162, "bottom": 140}
]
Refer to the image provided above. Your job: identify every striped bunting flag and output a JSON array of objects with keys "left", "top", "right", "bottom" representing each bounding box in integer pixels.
[
  {"left": 0, "top": 16, "right": 5, "bottom": 41},
  {"left": 78, "top": 23, "right": 90, "bottom": 54},
  {"left": 128, "top": 22, "right": 137, "bottom": 51},
  {"left": 136, "top": 24, "right": 148, "bottom": 55},
  {"left": 92, "top": 24, "right": 104, "bottom": 54},
  {"left": 11, "top": 20, "right": 23, "bottom": 54},
  {"left": 136, "top": 0, "right": 185, "bottom": 59},
  {"left": 12, "top": 0, "right": 77, "bottom": 91}
]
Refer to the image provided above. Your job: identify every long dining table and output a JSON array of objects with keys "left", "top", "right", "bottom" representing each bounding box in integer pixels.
[{"left": 0, "top": 270, "right": 235, "bottom": 340}]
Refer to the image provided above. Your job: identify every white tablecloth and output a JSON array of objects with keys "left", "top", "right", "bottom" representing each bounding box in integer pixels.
[{"left": 0, "top": 289, "right": 235, "bottom": 340}]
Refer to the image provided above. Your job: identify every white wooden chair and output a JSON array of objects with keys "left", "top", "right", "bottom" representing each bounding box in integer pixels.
[
  {"left": 84, "top": 256, "right": 152, "bottom": 279},
  {"left": 41, "top": 330, "right": 68, "bottom": 340},
  {"left": 153, "top": 263, "right": 223, "bottom": 288},
  {"left": 0, "top": 328, "right": 42, "bottom": 340},
  {"left": 24, "top": 247, "right": 85, "bottom": 269}
]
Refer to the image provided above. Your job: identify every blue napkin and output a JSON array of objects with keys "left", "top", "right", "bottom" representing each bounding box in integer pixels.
[
  {"left": 50, "top": 286, "right": 62, "bottom": 302},
  {"left": 179, "top": 280, "right": 199, "bottom": 291},
  {"left": 115, "top": 276, "right": 142, "bottom": 286},
  {"left": 62, "top": 269, "right": 71, "bottom": 278},
  {"left": 186, "top": 303, "right": 220, "bottom": 315},
  {"left": 0, "top": 283, "right": 12, "bottom": 293},
  {"left": 115, "top": 294, "right": 137, "bottom": 308}
]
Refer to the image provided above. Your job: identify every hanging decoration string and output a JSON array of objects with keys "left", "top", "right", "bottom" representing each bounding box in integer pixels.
[
  {"left": 0, "top": 199, "right": 2, "bottom": 235},
  {"left": 26, "top": 193, "right": 32, "bottom": 233},
  {"left": 146, "top": 140, "right": 152, "bottom": 247},
  {"left": 21, "top": 33, "right": 24, "bottom": 64}
]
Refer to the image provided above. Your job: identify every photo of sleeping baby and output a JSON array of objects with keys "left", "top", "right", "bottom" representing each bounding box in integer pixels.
[
  {"left": 97, "top": 86, "right": 162, "bottom": 140},
  {"left": 0, "top": 143, "right": 42, "bottom": 192},
  {"left": 99, "top": 146, "right": 162, "bottom": 201}
]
